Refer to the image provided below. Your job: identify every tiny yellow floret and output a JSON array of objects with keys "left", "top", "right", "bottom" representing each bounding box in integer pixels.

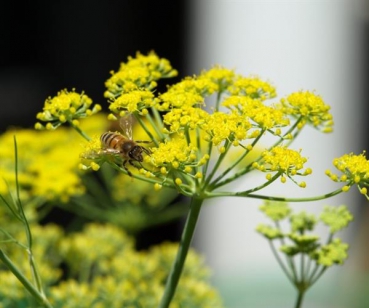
[
  {"left": 184, "top": 166, "right": 192, "bottom": 173},
  {"left": 195, "top": 172, "right": 203, "bottom": 179},
  {"left": 299, "top": 182, "right": 306, "bottom": 188},
  {"left": 342, "top": 186, "right": 350, "bottom": 192},
  {"left": 175, "top": 178, "right": 183, "bottom": 185},
  {"left": 90, "top": 162, "right": 100, "bottom": 171},
  {"left": 35, "top": 123, "right": 43, "bottom": 130},
  {"left": 360, "top": 187, "right": 367, "bottom": 195}
]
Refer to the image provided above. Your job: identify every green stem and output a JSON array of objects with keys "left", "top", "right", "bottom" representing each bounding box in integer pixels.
[
  {"left": 309, "top": 266, "right": 327, "bottom": 286},
  {"left": 203, "top": 139, "right": 231, "bottom": 187},
  {"left": 268, "top": 240, "right": 294, "bottom": 284},
  {"left": 146, "top": 109, "right": 165, "bottom": 141},
  {"left": 294, "top": 289, "right": 306, "bottom": 308},
  {"left": 212, "top": 117, "right": 304, "bottom": 189},
  {"left": 69, "top": 121, "right": 91, "bottom": 141},
  {"left": 202, "top": 140, "right": 213, "bottom": 179},
  {"left": 215, "top": 91, "right": 222, "bottom": 112},
  {"left": 159, "top": 197, "right": 203, "bottom": 308},
  {"left": 206, "top": 187, "right": 344, "bottom": 202},
  {"left": 210, "top": 130, "right": 265, "bottom": 188},
  {"left": 275, "top": 221, "right": 298, "bottom": 281},
  {"left": 135, "top": 113, "right": 159, "bottom": 146},
  {"left": 0, "top": 250, "right": 53, "bottom": 308}
]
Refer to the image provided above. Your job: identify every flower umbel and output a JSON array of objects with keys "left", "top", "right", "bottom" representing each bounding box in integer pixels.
[
  {"left": 280, "top": 91, "right": 333, "bottom": 133},
  {"left": 326, "top": 151, "right": 369, "bottom": 199},
  {"left": 35, "top": 89, "right": 101, "bottom": 130},
  {"left": 257, "top": 201, "right": 353, "bottom": 307},
  {"left": 253, "top": 146, "right": 311, "bottom": 187}
]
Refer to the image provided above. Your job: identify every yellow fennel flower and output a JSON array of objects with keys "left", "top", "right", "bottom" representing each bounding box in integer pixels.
[
  {"left": 149, "top": 135, "right": 198, "bottom": 169},
  {"left": 109, "top": 89, "right": 155, "bottom": 114},
  {"left": 201, "top": 111, "right": 252, "bottom": 146},
  {"left": 36, "top": 89, "right": 101, "bottom": 130},
  {"left": 228, "top": 75, "right": 277, "bottom": 100},
  {"left": 158, "top": 77, "right": 217, "bottom": 111},
  {"left": 104, "top": 51, "right": 177, "bottom": 99},
  {"left": 254, "top": 146, "right": 310, "bottom": 186},
  {"left": 199, "top": 66, "right": 236, "bottom": 92},
  {"left": 163, "top": 106, "right": 209, "bottom": 132},
  {"left": 326, "top": 151, "right": 369, "bottom": 198},
  {"left": 280, "top": 91, "right": 333, "bottom": 132}
]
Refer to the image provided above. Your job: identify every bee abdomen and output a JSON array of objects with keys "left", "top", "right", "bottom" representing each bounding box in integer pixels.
[{"left": 100, "top": 132, "right": 123, "bottom": 150}]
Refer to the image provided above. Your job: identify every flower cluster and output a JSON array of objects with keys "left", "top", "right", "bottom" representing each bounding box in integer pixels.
[
  {"left": 104, "top": 51, "right": 178, "bottom": 115},
  {"left": 257, "top": 201, "right": 352, "bottom": 286},
  {"left": 253, "top": 146, "right": 312, "bottom": 187},
  {"left": 36, "top": 52, "right": 341, "bottom": 196},
  {"left": 0, "top": 221, "right": 223, "bottom": 307},
  {"left": 0, "top": 127, "right": 86, "bottom": 203},
  {"left": 256, "top": 200, "right": 353, "bottom": 303},
  {"left": 35, "top": 89, "right": 101, "bottom": 130},
  {"left": 279, "top": 91, "right": 333, "bottom": 132},
  {"left": 326, "top": 151, "right": 369, "bottom": 199}
]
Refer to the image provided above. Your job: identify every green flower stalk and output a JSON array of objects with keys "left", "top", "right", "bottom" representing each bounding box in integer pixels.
[
  {"left": 33, "top": 51, "right": 367, "bottom": 307},
  {"left": 257, "top": 201, "right": 353, "bottom": 308},
  {"left": 0, "top": 138, "right": 53, "bottom": 308}
]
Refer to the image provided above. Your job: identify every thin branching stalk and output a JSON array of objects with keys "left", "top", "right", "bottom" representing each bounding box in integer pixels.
[
  {"left": 203, "top": 139, "right": 231, "bottom": 187},
  {"left": 0, "top": 137, "right": 53, "bottom": 308},
  {"left": 69, "top": 120, "right": 91, "bottom": 141},
  {"left": 206, "top": 187, "right": 344, "bottom": 201},
  {"left": 210, "top": 130, "right": 265, "bottom": 188},
  {"left": 268, "top": 241, "right": 294, "bottom": 284},
  {"left": 135, "top": 113, "right": 159, "bottom": 146},
  {"left": 0, "top": 250, "right": 53, "bottom": 308}
]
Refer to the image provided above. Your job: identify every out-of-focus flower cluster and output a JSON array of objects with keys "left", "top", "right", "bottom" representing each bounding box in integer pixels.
[
  {"left": 0, "top": 114, "right": 107, "bottom": 203},
  {"left": 0, "top": 222, "right": 223, "bottom": 308},
  {"left": 256, "top": 201, "right": 353, "bottom": 267}
]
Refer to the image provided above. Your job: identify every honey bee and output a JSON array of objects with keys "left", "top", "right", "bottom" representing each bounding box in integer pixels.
[{"left": 100, "top": 114, "right": 151, "bottom": 176}]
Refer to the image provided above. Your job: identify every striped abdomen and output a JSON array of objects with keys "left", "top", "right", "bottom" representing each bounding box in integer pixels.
[{"left": 100, "top": 132, "right": 126, "bottom": 151}]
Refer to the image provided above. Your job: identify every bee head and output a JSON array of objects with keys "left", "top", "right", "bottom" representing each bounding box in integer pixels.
[{"left": 129, "top": 146, "right": 144, "bottom": 162}]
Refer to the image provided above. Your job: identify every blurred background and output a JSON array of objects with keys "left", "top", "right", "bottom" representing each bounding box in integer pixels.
[{"left": 1, "top": 0, "right": 369, "bottom": 307}]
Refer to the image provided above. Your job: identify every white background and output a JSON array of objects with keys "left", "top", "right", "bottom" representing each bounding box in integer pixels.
[{"left": 188, "top": 1, "right": 367, "bottom": 307}]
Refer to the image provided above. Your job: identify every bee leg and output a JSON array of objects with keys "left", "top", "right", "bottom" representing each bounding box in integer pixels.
[
  {"left": 142, "top": 147, "right": 151, "bottom": 155},
  {"left": 122, "top": 160, "right": 133, "bottom": 177},
  {"left": 136, "top": 140, "right": 152, "bottom": 144},
  {"left": 128, "top": 159, "right": 142, "bottom": 170}
]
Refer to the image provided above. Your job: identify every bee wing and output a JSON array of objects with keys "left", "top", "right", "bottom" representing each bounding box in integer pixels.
[{"left": 119, "top": 114, "right": 133, "bottom": 140}]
